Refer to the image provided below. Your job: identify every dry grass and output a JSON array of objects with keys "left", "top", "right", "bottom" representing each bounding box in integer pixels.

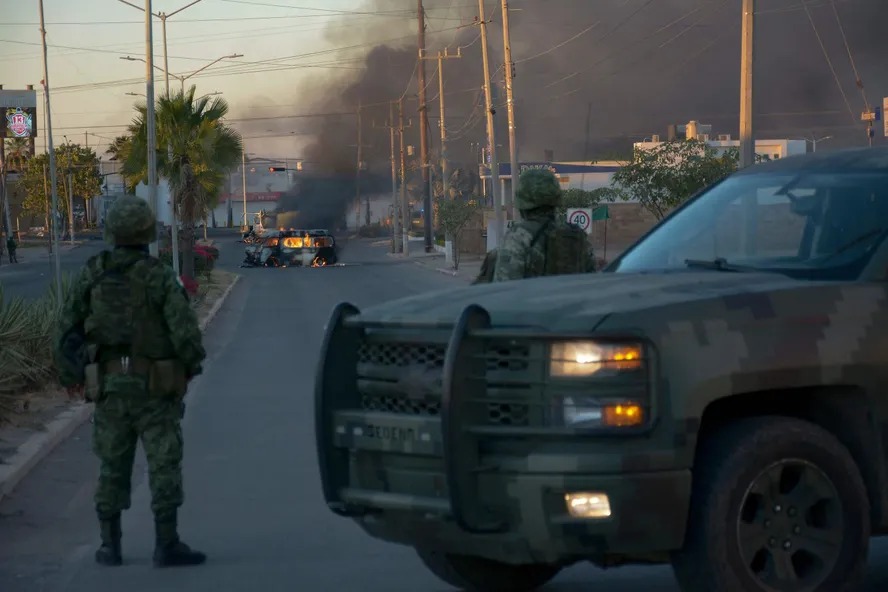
[{"left": 192, "top": 270, "right": 237, "bottom": 323}]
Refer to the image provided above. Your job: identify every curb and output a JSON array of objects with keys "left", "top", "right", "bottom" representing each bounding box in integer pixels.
[
  {"left": 0, "top": 272, "right": 241, "bottom": 505},
  {"left": 199, "top": 273, "right": 240, "bottom": 331},
  {"left": 0, "top": 404, "right": 93, "bottom": 503}
]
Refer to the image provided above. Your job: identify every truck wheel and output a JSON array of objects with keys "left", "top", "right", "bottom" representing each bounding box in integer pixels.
[
  {"left": 672, "top": 416, "right": 869, "bottom": 592},
  {"left": 416, "top": 549, "right": 560, "bottom": 592}
]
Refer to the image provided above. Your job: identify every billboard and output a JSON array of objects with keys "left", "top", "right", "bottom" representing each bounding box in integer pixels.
[{"left": 0, "top": 89, "right": 38, "bottom": 139}]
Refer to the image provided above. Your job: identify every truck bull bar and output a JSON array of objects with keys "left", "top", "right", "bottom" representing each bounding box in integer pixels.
[{"left": 314, "top": 302, "right": 508, "bottom": 533}]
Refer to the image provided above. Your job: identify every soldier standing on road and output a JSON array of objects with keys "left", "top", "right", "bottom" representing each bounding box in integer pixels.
[
  {"left": 492, "top": 169, "right": 595, "bottom": 282},
  {"left": 53, "top": 195, "right": 208, "bottom": 568},
  {"left": 6, "top": 234, "right": 17, "bottom": 263}
]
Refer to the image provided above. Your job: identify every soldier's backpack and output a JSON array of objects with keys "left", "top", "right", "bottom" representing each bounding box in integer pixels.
[
  {"left": 527, "top": 219, "right": 590, "bottom": 276},
  {"left": 472, "top": 248, "right": 498, "bottom": 284},
  {"left": 55, "top": 255, "right": 156, "bottom": 385},
  {"left": 85, "top": 255, "right": 159, "bottom": 349}
]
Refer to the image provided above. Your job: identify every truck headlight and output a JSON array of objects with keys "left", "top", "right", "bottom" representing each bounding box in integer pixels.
[
  {"left": 549, "top": 341, "right": 643, "bottom": 377},
  {"left": 561, "top": 398, "right": 644, "bottom": 428}
]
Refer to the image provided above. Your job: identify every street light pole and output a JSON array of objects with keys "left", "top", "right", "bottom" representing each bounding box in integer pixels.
[
  {"left": 241, "top": 149, "right": 248, "bottom": 228},
  {"left": 144, "top": 0, "right": 159, "bottom": 257},
  {"left": 38, "top": 0, "right": 62, "bottom": 299},
  {"left": 158, "top": 13, "right": 181, "bottom": 274}
]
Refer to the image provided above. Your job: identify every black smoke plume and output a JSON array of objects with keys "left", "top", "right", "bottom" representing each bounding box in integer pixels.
[{"left": 243, "top": 0, "right": 888, "bottom": 223}]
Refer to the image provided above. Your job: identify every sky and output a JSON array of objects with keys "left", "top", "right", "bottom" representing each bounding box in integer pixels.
[
  {"left": 1, "top": 0, "right": 885, "bottom": 165},
  {"left": 0, "top": 0, "right": 462, "bottom": 160}
]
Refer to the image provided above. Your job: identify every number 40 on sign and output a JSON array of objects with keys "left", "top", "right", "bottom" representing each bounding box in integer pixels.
[{"left": 567, "top": 208, "right": 593, "bottom": 234}]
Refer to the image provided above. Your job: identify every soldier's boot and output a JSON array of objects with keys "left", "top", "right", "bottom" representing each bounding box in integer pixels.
[
  {"left": 152, "top": 512, "right": 206, "bottom": 568},
  {"left": 95, "top": 514, "right": 123, "bottom": 566}
]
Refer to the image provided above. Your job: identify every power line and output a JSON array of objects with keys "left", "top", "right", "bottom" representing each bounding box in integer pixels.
[
  {"left": 514, "top": 21, "right": 601, "bottom": 64},
  {"left": 542, "top": 0, "right": 659, "bottom": 89},
  {"left": 829, "top": 0, "right": 869, "bottom": 110},
  {"left": 800, "top": 0, "right": 857, "bottom": 124}
]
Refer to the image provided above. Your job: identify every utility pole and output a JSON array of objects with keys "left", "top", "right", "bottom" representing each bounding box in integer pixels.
[
  {"left": 420, "top": 48, "right": 462, "bottom": 202},
  {"left": 0, "top": 85, "right": 10, "bottom": 240},
  {"left": 500, "top": 0, "right": 518, "bottom": 221},
  {"left": 417, "top": 1, "right": 433, "bottom": 252},
  {"left": 67, "top": 170, "right": 75, "bottom": 245},
  {"left": 398, "top": 98, "right": 412, "bottom": 256},
  {"left": 373, "top": 103, "right": 402, "bottom": 253},
  {"left": 389, "top": 103, "right": 400, "bottom": 253},
  {"left": 38, "top": 0, "right": 62, "bottom": 297},
  {"left": 477, "top": 0, "right": 503, "bottom": 246},
  {"left": 355, "top": 101, "right": 366, "bottom": 228},
  {"left": 738, "top": 0, "right": 755, "bottom": 169},
  {"left": 160, "top": 12, "right": 179, "bottom": 274},
  {"left": 145, "top": 0, "right": 159, "bottom": 256}
]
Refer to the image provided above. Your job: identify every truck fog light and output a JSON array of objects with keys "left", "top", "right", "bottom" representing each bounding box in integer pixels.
[{"left": 564, "top": 492, "right": 611, "bottom": 519}]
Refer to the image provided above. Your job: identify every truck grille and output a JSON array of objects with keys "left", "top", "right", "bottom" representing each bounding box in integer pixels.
[{"left": 357, "top": 339, "right": 532, "bottom": 426}]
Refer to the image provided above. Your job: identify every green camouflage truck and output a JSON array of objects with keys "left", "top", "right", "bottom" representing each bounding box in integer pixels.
[{"left": 315, "top": 147, "right": 888, "bottom": 591}]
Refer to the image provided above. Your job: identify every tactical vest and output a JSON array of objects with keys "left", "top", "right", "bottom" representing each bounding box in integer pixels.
[
  {"left": 525, "top": 219, "right": 590, "bottom": 277},
  {"left": 83, "top": 253, "right": 176, "bottom": 360}
]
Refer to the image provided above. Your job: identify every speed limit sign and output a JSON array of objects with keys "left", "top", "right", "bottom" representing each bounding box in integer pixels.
[{"left": 566, "top": 208, "right": 592, "bottom": 234}]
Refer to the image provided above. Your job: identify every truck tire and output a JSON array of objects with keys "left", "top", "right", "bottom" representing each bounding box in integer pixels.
[
  {"left": 672, "top": 416, "right": 870, "bottom": 592},
  {"left": 415, "top": 548, "right": 560, "bottom": 592}
]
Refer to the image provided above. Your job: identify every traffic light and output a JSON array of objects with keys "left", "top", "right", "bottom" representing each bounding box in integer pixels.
[{"left": 268, "top": 166, "right": 285, "bottom": 172}]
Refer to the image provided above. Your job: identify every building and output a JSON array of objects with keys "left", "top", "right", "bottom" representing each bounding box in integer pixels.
[
  {"left": 481, "top": 161, "right": 625, "bottom": 207},
  {"left": 633, "top": 120, "right": 808, "bottom": 161},
  {"left": 218, "top": 157, "right": 295, "bottom": 228}
]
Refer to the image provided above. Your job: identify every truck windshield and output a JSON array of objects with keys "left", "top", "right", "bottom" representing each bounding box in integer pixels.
[{"left": 610, "top": 170, "right": 888, "bottom": 281}]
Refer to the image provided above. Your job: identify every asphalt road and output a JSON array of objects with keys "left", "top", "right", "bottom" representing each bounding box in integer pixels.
[
  {"left": 2, "top": 237, "right": 888, "bottom": 592},
  {"left": 0, "top": 240, "right": 106, "bottom": 300}
]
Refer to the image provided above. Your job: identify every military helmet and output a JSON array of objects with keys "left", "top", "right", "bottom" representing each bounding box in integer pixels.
[
  {"left": 104, "top": 195, "right": 156, "bottom": 246},
  {"left": 515, "top": 169, "right": 562, "bottom": 211}
]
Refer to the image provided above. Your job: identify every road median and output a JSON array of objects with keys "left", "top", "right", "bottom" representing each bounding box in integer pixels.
[{"left": 0, "top": 269, "right": 241, "bottom": 503}]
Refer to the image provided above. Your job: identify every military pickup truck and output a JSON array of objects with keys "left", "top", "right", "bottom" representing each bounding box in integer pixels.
[{"left": 315, "top": 147, "right": 888, "bottom": 591}]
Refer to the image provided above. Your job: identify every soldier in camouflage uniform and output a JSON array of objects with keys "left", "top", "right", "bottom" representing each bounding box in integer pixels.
[
  {"left": 53, "top": 195, "right": 207, "bottom": 568},
  {"left": 492, "top": 169, "right": 595, "bottom": 281}
]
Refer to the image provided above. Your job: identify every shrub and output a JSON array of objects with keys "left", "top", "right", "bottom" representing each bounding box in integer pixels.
[
  {"left": 160, "top": 247, "right": 213, "bottom": 276},
  {"left": 0, "top": 278, "right": 72, "bottom": 417},
  {"left": 180, "top": 275, "right": 199, "bottom": 297}
]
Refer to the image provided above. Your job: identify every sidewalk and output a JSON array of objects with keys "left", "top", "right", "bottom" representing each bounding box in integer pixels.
[
  {"left": 393, "top": 251, "right": 483, "bottom": 284},
  {"left": 0, "top": 244, "right": 81, "bottom": 269}
]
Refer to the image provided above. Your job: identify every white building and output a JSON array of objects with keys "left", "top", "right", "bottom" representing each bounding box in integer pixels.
[{"left": 633, "top": 120, "right": 808, "bottom": 160}]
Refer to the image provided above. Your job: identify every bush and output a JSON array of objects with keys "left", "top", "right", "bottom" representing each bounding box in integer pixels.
[
  {"left": 180, "top": 275, "right": 199, "bottom": 297},
  {"left": 160, "top": 247, "right": 214, "bottom": 276},
  {"left": 0, "top": 279, "right": 71, "bottom": 415}
]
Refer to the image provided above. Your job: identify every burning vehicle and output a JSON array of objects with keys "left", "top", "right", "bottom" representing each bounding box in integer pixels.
[{"left": 242, "top": 229, "right": 338, "bottom": 268}]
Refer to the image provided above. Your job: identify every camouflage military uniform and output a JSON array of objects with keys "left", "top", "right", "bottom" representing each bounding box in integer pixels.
[
  {"left": 493, "top": 169, "right": 594, "bottom": 281},
  {"left": 53, "top": 195, "right": 207, "bottom": 568},
  {"left": 472, "top": 248, "right": 498, "bottom": 284}
]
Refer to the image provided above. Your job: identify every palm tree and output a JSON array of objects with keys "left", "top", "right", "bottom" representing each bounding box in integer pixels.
[
  {"left": 4, "top": 137, "right": 31, "bottom": 173},
  {"left": 123, "top": 86, "right": 242, "bottom": 279}
]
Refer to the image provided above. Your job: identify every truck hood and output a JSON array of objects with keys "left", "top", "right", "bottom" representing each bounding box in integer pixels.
[{"left": 354, "top": 270, "right": 827, "bottom": 332}]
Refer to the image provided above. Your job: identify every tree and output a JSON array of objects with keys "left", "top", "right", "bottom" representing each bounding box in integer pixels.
[
  {"left": 436, "top": 196, "right": 481, "bottom": 270},
  {"left": 15, "top": 144, "right": 101, "bottom": 228},
  {"left": 611, "top": 139, "right": 747, "bottom": 220},
  {"left": 123, "top": 86, "right": 242, "bottom": 279},
  {"left": 4, "top": 138, "right": 31, "bottom": 173},
  {"left": 105, "top": 135, "right": 136, "bottom": 193}
]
